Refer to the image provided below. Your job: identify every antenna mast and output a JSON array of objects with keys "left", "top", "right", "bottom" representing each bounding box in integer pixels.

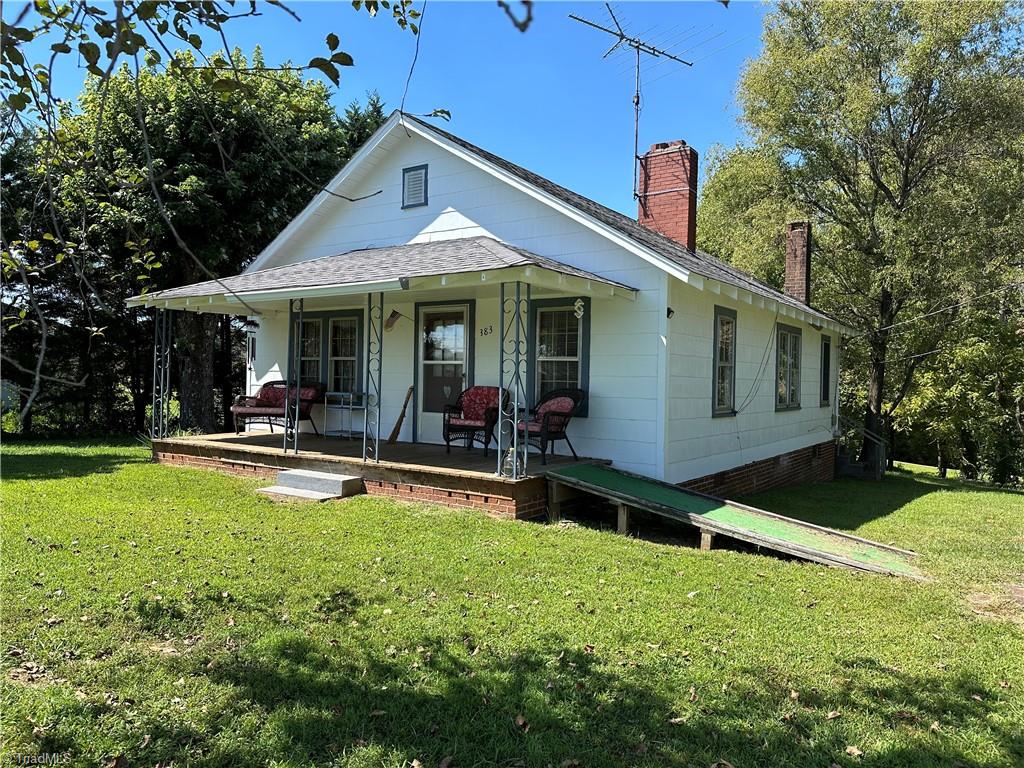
[{"left": 569, "top": 4, "right": 693, "bottom": 200}]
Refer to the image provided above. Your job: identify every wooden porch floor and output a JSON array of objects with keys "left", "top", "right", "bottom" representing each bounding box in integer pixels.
[{"left": 156, "top": 431, "right": 589, "bottom": 480}]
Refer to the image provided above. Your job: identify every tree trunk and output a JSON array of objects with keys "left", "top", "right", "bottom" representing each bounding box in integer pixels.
[
  {"left": 219, "top": 316, "right": 234, "bottom": 432},
  {"left": 937, "top": 443, "right": 947, "bottom": 478},
  {"left": 960, "top": 428, "right": 979, "bottom": 481},
  {"left": 859, "top": 290, "right": 893, "bottom": 469},
  {"left": 177, "top": 312, "right": 218, "bottom": 433}
]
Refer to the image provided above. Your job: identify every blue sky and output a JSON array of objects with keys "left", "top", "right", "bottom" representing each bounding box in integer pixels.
[{"left": 14, "top": 1, "right": 768, "bottom": 216}]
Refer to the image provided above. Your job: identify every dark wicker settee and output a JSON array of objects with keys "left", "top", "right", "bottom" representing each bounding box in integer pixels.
[{"left": 230, "top": 380, "right": 324, "bottom": 435}]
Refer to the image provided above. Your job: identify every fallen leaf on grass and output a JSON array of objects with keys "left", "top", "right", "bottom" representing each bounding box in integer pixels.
[
  {"left": 826, "top": 710, "right": 842, "bottom": 720},
  {"left": 689, "top": 686, "right": 698, "bottom": 702},
  {"left": 710, "top": 761, "right": 736, "bottom": 768},
  {"left": 930, "top": 721, "right": 941, "bottom": 733},
  {"left": 845, "top": 745, "right": 863, "bottom": 758},
  {"left": 515, "top": 714, "right": 530, "bottom": 732},
  {"left": 103, "top": 756, "right": 127, "bottom": 768},
  {"left": 668, "top": 716, "right": 686, "bottom": 725},
  {"left": 411, "top": 760, "right": 423, "bottom": 768},
  {"left": 440, "top": 757, "right": 454, "bottom": 768},
  {"left": 560, "top": 760, "right": 580, "bottom": 768},
  {"left": 370, "top": 710, "right": 386, "bottom": 717},
  {"left": 140, "top": 734, "right": 152, "bottom": 749},
  {"left": 789, "top": 689, "right": 799, "bottom": 700}
]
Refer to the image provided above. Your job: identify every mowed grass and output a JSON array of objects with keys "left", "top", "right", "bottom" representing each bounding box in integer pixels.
[{"left": 1, "top": 442, "right": 1022, "bottom": 768}]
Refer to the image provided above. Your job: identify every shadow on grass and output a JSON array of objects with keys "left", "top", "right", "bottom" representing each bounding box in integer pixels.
[
  {"left": 114, "top": 630, "right": 1014, "bottom": 768},
  {"left": 0, "top": 450, "right": 147, "bottom": 481},
  {"left": 746, "top": 471, "right": 1019, "bottom": 533}
]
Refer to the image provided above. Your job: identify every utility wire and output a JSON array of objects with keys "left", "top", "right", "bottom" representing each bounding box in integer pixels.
[{"left": 847, "top": 281, "right": 1023, "bottom": 340}]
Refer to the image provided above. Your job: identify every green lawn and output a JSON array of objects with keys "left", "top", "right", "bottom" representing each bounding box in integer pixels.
[{"left": 1, "top": 442, "right": 1022, "bottom": 768}]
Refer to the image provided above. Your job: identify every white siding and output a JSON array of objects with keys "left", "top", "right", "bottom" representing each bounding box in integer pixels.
[
  {"left": 246, "top": 130, "right": 839, "bottom": 484},
  {"left": 664, "top": 276, "right": 837, "bottom": 483},
  {"left": 248, "top": 134, "right": 665, "bottom": 477}
]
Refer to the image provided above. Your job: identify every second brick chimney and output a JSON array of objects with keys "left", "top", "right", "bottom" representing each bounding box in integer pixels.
[
  {"left": 784, "top": 221, "right": 812, "bottom": 305},
  {"left": 637, "top": 140, "right": 698, "bottom": 253}
]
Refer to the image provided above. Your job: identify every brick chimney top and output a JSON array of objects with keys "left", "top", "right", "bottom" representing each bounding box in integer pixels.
[
  {"left": 637, "top": 140, "right": 698, "bottom": 252},
  {"left": 784, "top": 221, "right": 812, "bottom": 305}
]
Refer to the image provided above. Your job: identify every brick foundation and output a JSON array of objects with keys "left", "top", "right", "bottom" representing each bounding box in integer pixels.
[
  {"left": 681, "top": 440, "right": 836, "bottom": 498},
  {"left": 152, "top": 449, "right": 548, "bottom": 520}
]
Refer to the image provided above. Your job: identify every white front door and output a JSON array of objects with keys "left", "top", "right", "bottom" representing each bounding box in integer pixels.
[{"left": 417, "top": 304, "right": 469, "bottom": 443}]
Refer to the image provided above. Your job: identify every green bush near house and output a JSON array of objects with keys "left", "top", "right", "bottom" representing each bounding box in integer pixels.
[{"left": 1, "top": 441, "right": 1022, "bottom": 768}]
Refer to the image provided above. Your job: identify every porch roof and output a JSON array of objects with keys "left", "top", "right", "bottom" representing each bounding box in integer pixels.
[{"left": 127, "top": 236, "right": 636, "bottom": 312}]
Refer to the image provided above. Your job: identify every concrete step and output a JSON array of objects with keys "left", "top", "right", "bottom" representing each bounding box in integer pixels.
[
  {"left": 256, "top": 485, "right": 342, "bottom": 502},
  {"left": 275, "top": 468, "right": 362, "bottom": 497}
]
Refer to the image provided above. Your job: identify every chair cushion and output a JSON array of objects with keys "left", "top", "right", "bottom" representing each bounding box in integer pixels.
[
  {"left": 448, "top": 417, "right": 487, "bottom": 428},
  {"left": 517, "top": 419, "right": 543, "bottom": 433},
  {"left": 255, "top": 386, "right": 287, "bottom": 408},
  {"left": 460, "top": 386, "right": 500, "bottom": 422},
  {"left": 231, "top": 405, "right": 284, "bottom": 416},
  {"left": 536, "top": 396, "right": 575, "bottom": 419}
]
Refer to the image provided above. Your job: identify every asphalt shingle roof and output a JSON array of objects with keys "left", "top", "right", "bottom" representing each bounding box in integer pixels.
[
  {"left": 146, "top": 236, "right": 635, "bottom": 301},
  {"left": 404, "top": 114, "right": 835, "bottom": 323}
]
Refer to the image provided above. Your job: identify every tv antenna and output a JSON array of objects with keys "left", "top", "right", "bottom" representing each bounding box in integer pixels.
[{"left": 569, "top": 3, "right": 693, "bottom": 200}]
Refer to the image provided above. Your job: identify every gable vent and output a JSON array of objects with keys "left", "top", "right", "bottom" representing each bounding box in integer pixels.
[{"left": 402, "top": 165, "right": 428, "bottom": 208}]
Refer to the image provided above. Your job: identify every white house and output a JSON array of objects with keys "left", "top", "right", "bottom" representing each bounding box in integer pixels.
[{"left": 134, "top": 111, "right": 849, "bottom": 503}]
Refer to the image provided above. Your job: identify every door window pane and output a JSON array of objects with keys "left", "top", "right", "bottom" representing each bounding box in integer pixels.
[{"left": 421, "top": 309, "right": 466, "bottom": 413}]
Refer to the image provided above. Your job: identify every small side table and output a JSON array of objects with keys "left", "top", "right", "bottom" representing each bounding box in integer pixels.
[{"left": 324, "top": 392, "right": 365, "bottom": 439}]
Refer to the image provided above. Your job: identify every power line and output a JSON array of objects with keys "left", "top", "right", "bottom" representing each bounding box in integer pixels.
[{"left": 847, "top": 281, "right": 1024, "bottom": 340}]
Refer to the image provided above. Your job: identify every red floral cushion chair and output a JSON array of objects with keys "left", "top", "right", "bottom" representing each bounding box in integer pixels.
[
  {"left": 231, "top": 380, "right": 324, "bottom": 435},
  {"left": 443, "top": 386, "right": 504, "bottom": 455},
  {"left": 517, "top": 388, "right": 586, "bottom": 464}
]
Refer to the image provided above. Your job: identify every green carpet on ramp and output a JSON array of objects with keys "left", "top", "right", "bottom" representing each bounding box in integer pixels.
[{"left": 547, "top": 464, "right": 920, "bottom": 578}]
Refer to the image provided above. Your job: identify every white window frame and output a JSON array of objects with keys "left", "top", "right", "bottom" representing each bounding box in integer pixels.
[{"left": 535, "top": 307, "right": 582, "bottom": 397}]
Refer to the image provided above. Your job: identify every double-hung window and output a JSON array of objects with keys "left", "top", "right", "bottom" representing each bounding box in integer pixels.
[
  {"left": 536, "top": 307, "right": 581, "bottom": 395},
  {"left": 531, "top": 298, "right": 590, "bottom": 415},
  {"left": 298, "top": 319, "right": 322, "bottom": 383},
  {"left": 329, "top": 317, "right": 359, "bottom": 393},
  {"left": 820, "top": 334, "right": 832, "bottom": 406},
  {"left": 776, "top": 324, "right": 802, "bottom": 410},
  {"left": 713, "top": 306, "right": 737, "bottom": 416},
  {"left": 292, "top": 313, "right": 362, "bottom": 391}
]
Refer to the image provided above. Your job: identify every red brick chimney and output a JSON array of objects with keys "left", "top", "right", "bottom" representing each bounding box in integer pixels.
[
  {"left": 637, "top": 140, "right": 698, "bottom": 252},
  {"left": 784, "top": 221, "right": 812, "bottom": 305}
]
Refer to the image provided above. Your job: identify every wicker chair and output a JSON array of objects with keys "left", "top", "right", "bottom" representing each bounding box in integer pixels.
[
  {"left": 231, "top": 380, "right": 324, "bottom": 435},
  {"left": 517, "top": 388, "right": 586, "bottom": 464},
  {"left": 443, "top": 386, "right": 504, "bottom": 455}
]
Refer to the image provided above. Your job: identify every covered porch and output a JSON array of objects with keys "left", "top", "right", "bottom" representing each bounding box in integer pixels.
[{"left": 131, "top": 237, "right": 635, "bottom": 499}]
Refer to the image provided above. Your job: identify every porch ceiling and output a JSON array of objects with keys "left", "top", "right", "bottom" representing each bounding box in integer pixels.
[{"left": 127, "top": 237, "right": 637, "bottom": 315}]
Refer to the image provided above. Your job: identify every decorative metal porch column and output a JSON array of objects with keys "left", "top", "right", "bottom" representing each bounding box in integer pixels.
[
  {"left": 284, "top": 298, "right": 304, "bottom": 454},
  {"left": 497, "top": 281, "right": 530, "bottom": 478},
  {"left": 362, "top": 291, "right": 384, "bottom": 462},
  {"left": 150, "top": 308, "right": 174, "bottom": 439}
]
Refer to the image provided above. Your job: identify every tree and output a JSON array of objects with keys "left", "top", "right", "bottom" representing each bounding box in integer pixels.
[
  {"left": 701, "top": 0, "right": 1024, "bottom": 467},
  {"left": 6, "top": 53, "right": 386, "bottom": 433},
  {"left": 2, "top": 0, "right": 534, "bottom": 424}
]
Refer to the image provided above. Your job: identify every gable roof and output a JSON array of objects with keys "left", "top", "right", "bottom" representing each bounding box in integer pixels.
[
  {"left": 130, "top": 237, "right": 635, "bottom": 306},
  {"left": 247, "top": 111, "right": 848, "bottom": 333},
  {"left": 401, "top": 115, "right": 845, "bottom": 329}
]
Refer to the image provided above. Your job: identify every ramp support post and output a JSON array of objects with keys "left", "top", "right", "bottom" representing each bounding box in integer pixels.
[
  {"left": 700, "top": 530, "right": 715, "bottom": 551},
  {"left": 617, "top": 503, "right": 631, "bottom": 535}
]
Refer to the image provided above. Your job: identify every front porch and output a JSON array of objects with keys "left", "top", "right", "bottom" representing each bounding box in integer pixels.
[{"left": 153, "top": 431, "right": 608, "bottom": 519}]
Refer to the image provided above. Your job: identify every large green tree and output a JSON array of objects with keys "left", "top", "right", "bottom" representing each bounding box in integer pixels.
[
  {"left": 7, "top": 53, "right": 386, "bottom": 433},
  {"left": 700, "top": 0, "right": 1024, "bottom": 468}
]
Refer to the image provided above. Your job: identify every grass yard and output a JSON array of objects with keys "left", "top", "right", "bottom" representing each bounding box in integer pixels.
[{"left": 1, "top": 442, "right": 1022, "bottom": 768}]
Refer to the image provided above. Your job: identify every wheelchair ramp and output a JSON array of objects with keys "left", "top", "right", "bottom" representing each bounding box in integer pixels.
[{"left": 546, "top": 464, "right": 921, "bottom": 579}]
